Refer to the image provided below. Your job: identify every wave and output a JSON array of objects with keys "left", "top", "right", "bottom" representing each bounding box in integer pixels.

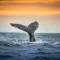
[
  {"left": 0, "top": 33, "right": 60, "bottom": 47},
  {"left": 0, "top": 41, "right": 21, "bottom": 47}
]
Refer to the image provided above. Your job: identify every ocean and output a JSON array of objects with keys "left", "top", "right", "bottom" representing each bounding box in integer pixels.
[{"left": 0, "top": 32, "right": 60, "bottom": 60}]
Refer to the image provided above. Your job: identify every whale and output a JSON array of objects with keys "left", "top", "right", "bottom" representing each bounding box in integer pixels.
[{"left": 10, "top": 21, "right": 39, "bottom": 42}]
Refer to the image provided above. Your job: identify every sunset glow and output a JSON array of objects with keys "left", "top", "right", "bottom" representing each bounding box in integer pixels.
[
  {"left": 0, "top": 0, "right": 60, "bottom": 33},
  {"left": 0, "top": 0, "right": 60, "bottom": 16}
]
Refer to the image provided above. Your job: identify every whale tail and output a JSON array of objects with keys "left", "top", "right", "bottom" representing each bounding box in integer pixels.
[{"left": 10, "top": 21, "right": 39, "bottom": 42}]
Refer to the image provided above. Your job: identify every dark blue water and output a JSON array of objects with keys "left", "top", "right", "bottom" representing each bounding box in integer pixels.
[{"left": 0, "top": 32, "right": 60, "bottom": 60}]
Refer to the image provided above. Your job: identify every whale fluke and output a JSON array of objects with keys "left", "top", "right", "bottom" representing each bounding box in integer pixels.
[
  {"left": 10, "top": 21, "right": 39, "bottom": 42},
  {"left": 10, "top": 23, "right": 30, "bottom": 32},
  {"left": 28, "top": 21, "right": 38, "bottom": 33}
]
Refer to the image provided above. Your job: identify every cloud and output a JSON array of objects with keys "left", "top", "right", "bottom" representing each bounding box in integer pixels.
[
  {"left": 0, "top": 0, "right": 60, "bottom": 8},
  {"left": 0, "top": 0, "right": 60, "bottom": 16}
]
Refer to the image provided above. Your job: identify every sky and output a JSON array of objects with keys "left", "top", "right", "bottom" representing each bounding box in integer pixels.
[{"left": 0, "top": 0, "right": 60, "bottom": 33}]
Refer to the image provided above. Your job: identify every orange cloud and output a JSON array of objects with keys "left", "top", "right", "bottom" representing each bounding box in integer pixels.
[
  {"left": 0, "top": 7, "right": 60, "bottom": 16},
  {"left": 0, "top": 0, "right": 60, "bottom": 3},
  {"left": 0, "top": 0, "right": 60, "bottom": 16}
]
